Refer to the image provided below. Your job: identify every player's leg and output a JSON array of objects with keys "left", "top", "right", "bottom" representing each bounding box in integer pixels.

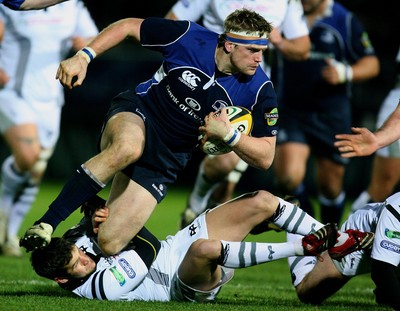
[
  {"left": 273, "top": 142, "right": 314, "bottom": 215},
  {"left": 205, "top": 190, "right": 328, "bottom": 241},
  {"left": 0, "top": 123, "right": 43, "bottom": 256},
  {"left": 292, "top": 251, "right": 349, "bottom": 304},
  {"left": 207, "top": 158, "right": 249, "bottom": 207},
  {"left": 368, "top": 155, "right": 400, "bottom": 202},
  {"left": 353, "top": 155, "right": 400, "bottom": 213},
  {"left": 180, "top": 152, "right": 240, "bottom": 228},
  {"left": 97, "top": 172, "right": 157, "bottom": 255},
  {"left": 316, "top": 157, "right": 346, "bottom": 224},
  {"left": 20, "top": 111, "right": 146, "bottom": 251}
]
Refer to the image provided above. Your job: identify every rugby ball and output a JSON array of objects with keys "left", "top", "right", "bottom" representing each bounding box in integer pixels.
[{"left": 200, "top": 106, "right": 253, "bottom": 155}]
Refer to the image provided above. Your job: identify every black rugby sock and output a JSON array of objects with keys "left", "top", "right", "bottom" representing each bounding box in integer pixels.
[{"left": 36, "top": 166, "right": 104, "bottom": 229}]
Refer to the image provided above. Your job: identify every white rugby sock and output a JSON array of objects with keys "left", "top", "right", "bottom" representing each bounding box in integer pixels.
[
  {"left": 219, "top": 240, "right": 303, "bottom": 268},
  {"left": 287, "top": 233, "right": 317, "bottom": 287},
  {"left": 351, "top": 190, "right": 371, "bottom": 213},
  {"left": 188, "top": 161, "right": 218, "bottom": 214},
  {"left": 0, "top": 156, "right": 29, "bottom": 216},
  {"left": 8, "top": 184, "right": 39, "bottom": 237},
  {"left": 270, "top": 197, "right": 324, "bottom": 235}
]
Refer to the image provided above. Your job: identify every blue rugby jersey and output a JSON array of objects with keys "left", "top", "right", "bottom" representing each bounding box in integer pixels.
[
  {"left": 281, "top": 2, "right": 376, "bottom": 111},
  {"left": 135, "top": 18, "right": 278, "bottom": 151}
]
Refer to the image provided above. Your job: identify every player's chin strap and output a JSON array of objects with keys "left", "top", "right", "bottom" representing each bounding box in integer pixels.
[{"left": 125, "top": 226, "right": 161, "bottom": 269}]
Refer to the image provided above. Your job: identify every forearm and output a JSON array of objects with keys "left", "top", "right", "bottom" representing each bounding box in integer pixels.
[
  {"left": 19, "top": 0, "right": 66, "bottom": 10},
  {"left": 351, "top": 55, "right": 380, "bottom": 82},
  {"left": 232, "top": 135, "right": 276, "bottom": 170},
  {"left": 375, "top": 103, "right": 400, "bottom": 148},
  {"left": 274, "top": 35, "right": 310, "bottom": 61},
  {"left": 86, "top": 18, "right": 143, "bottom": 58}
]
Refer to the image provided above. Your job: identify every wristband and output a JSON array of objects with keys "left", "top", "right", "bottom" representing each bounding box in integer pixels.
[
  {"left": 76, "top": 47, "right": 96, "bottom": 63},
  {"left": 223, "top": 127, "right": 241, "bottom": 147},
  {"left": 331, "top": 59, "right": 353, "bottom": 83}
]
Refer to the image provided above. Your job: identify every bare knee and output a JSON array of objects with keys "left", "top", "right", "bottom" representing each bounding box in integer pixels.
[
  {"left": 14, "top": 152, "right": 40, "bottom": 172},
  {"left": 188, "top": 239, "right": 221, "bottom": 261},
  {"left": 252, "top": 190, "right": 280, "bottom": 217},
  {"left": 98, "top": 235, "right": 125, "bottom": 256},
  {"left": 103, "top": 141, "right": 142, "bottom": 172}
]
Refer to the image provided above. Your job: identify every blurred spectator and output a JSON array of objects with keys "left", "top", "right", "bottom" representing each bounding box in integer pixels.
[{"left": 0, "top": 0, "right": 98, "bottom": 256}]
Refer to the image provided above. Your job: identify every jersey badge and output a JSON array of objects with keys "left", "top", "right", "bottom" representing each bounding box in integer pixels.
[
  {"left": 110, "top": 266, "right": 126, "bottom": 286},
  {"left": 118, "top": 258, "right": 136, "bottom": 279},
  {"left": 264, "top": 108, "right": 278, "bottom": 126},
  {"left": 385, "top": 228, "right": 400, "bottom": 240}
]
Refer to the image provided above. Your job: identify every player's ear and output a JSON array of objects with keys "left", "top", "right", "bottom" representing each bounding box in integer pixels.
[
  {"left": 224, "top": 41, "right": 235, "bottom": 53},
  {"left": 54, "top": 277, "right": 69, "bottom": 284}
]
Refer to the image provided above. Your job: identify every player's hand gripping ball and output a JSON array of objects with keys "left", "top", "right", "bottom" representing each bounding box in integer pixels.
[{"left": 200, "top": 106, "right": 253, "bottom": 155}]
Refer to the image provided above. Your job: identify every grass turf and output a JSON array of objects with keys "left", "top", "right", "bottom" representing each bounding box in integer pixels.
[{"left": 0, "top": 182, "right": 391, "bottom": 310}]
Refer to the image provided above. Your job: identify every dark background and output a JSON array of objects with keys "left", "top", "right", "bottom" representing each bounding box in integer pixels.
[{"left": 1, "top": 0, "right": 399, "bottom": 197}]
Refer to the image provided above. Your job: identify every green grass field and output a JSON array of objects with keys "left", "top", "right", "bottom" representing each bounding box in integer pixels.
[{"left": 0, "top": 182, "right": 391, "bottom": 310}]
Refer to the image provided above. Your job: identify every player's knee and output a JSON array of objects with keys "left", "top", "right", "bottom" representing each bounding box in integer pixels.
[
  {"left": 275, "top": 175, "right": 300, "bottom": 193},
  {"left": 15, "top": 152, "right": 40, "bottom": 172},
  {"left": 252, "top": 190, "right": 278, "bottom": 218},
  {"left": 107, "top": 142, "right": 142, "bottom": 169},
  {"left": 189, "top": 239, "right": 220, "bottom": 260},
  {"left": 296, "top": 284, "right": 323, "bottom": 305},
  {"left": 98, "top": 237, "right": 123, "bottom": 256}
]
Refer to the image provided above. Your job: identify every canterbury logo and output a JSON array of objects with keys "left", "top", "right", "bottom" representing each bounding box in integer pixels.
[{"left": 179, "top": 70, "right": 201, "bottom": 90}]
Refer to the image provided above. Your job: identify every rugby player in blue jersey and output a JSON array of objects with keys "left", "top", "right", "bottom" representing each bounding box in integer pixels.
[
  {"left": 273, "top": 0, "right": 380, "bottom": 224},
  {"left": 20, "top": 9, "right": 281, "bottom": 255}
]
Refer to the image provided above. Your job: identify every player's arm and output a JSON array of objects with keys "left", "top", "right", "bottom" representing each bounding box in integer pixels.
[
  {"left": 164, "top": 0, "right": 208, "bottom": 22},
  {"left": 56, "top": 18, "right": 143, "bottom": 89},
  {"left": 269, "top": 31, "right": 310, "bottom": 61},
  {"left": 18, "top": 0, "right": 67, "bottom": 10},
  {"left": 371, "top": 258, "right": 400, "bottom": 309},
  {"left": 269, "top": 0, "right": 310, "bottom": 61},
  {"left": 335, "top": 102, "right": 400, "bottom": 157},
  {"left": 76, "top": 250, "right": 150, "bottom": 300}
]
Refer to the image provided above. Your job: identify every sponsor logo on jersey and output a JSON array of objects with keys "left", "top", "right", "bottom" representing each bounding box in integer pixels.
[
  {"left": 380, "top": 240, "right": 400, "bottom": 254},
  {"left": 264, "top": 108, "right": 278, "bottom": 126},
  {"left": 166, "top": 85, "right": 179, "bottom": 104},
  {"left": 385, "top": 228, "right": 400, "bottom": 239},
  {"left": 179, "top": 70, "right": 200, "bottom": 90},
  {"left": 166, "top": 85, "right": 202, "bottom": 122},
  {"left": 109, "top": 266, "right": 126, "bottom": 286},
  {"left": 185, "top": 97, "right": 201, "bottom": 111},
  {"left": 118, "top": 258, "right": 136, "bottom": 279}
]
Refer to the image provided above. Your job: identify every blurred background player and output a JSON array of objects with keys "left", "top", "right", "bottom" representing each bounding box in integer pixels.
[
  {"left": 0, "top": 0, "right": 98, "bottom": 256},
  {"left": 350, "top": 46, "right": 400, "bottom": 212},
  {"left": 165, "top": 0, "right": 311, "bottom": 228},
  {"left": 271, "top": 0, "right": 380, "bottom": 223},
  {"left": 270, "top": 0, "right": 379, "bottom": 225}
]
